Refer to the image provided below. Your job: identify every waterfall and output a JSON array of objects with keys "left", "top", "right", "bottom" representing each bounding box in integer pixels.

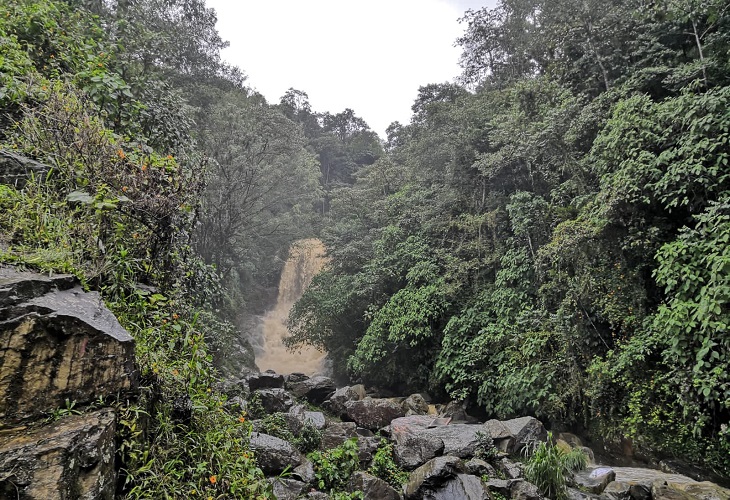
[{"left": 255, "top": 238, "right": 328, "bottom": 375}]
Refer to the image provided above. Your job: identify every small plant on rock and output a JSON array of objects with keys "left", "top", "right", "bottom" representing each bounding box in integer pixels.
[
  {"left": 369, "top": 439, "right": 409, "bottom": 487},
  {"left": 308, "top": 438, "right": 361, "bottom": 493},
  {"left": 474, "top": 430, "right": 499, "bottom": 460},
  {"left": 293, "top": 422, "right": 322, "bottom": 453},
  {"left": 523, "top": 432, "right": 586, "bottom": 500}
]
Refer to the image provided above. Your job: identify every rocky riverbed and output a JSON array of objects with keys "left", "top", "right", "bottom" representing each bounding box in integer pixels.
[{"left": 221, "top": 369, "right": 730, "bottom": 499}]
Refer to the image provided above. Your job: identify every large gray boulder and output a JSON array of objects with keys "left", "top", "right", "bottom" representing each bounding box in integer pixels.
[
  {"left": 389, "top": 415, "right": 483, "bottom": 466},
  {"left": 427, "top": 424, "right": 482, "bottom": 458},
  {"left": 268, "top": 478, "right": 307, "bottom": 500},
  {"left": 402, "top": 393, "right": 429, "bottom": 415},
  {"left": 249, "top": 432, "right": 304, "bottom": 475},
  {"left": 344, "top": 397, "right": 406, "bottom": 430},
  {"left": 325, "top": 385, "right": 363, "bottom": 418},
  {"left": 0, "top": 409, "right": 116, "bottom": 500},
  {"left": 254, "top": 388, "right": 294, "bottom": 413},
  {"left": 321, "top": 421, "right": 358, "bottom": 449},
  {"left": 574, "top": 467, "right": 615, "bottom": 494},
  {"left": 484, "top": 419, "right": 516, "bottom": 453},
  {"left": 393, "top": 429, "right": 445, "bottom": 470},
  {"left": 286, "top": 375, "right": 336, "bottom": 405},
  {"left": 510, "top": 479, "right": 544, "bottom": 499},
  {"left": 405, "top": 456, "right": 462, "bottom": 499},
  {"left": 651, "top": 480, "right": 730, "bottom": 500},
  {"left": 288, "top": 404, "right": 326, "bottom": 432},
  {"left": 427, "top": 474, "right": 491, "bottom": 500},
  {"left": 600, "top": 481, "right": 650, "bottom": 500},
  {"left": 248, "top": 370, "right": 284, "bottom": 391},
  {"left": 483, "top": 417, "right": 547, "bottom": 455},
  {"left": 349, "top": 471, "right": 403, "bottom": 500},
  {"left": 0, "top": 270, "right": 137, "bottom": 424},
  {"left": 501, "top": 416, "right": 547, "bottom": 453}
]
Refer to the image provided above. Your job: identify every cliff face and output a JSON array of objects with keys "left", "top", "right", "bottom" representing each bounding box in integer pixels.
[{"left": 0, "top": 269, "right": 137, "bottom": 499}]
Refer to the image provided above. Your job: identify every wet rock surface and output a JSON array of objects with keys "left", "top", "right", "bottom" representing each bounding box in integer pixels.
[
  {"left": 405, "top": 456, "right": 462, "bottom": 499},
  {"left": 286, "top": 375, "right": 336, "bottom": 405},
  {"left": 0, "top": 409, "right": 116, "bottom": 500},
  {"left": 574, "top": 466, "right": 616, "bottom": 494},
  {"left": 0, "top": 270, "right": 137, "bottom": 424},
  {"left": 249, "top": 432, "right": 304, "bottom": 475},
  {"left": 345, "top": 397, "right": 407, "bottom": 430},
  {"left": 349, "top": 471, "right": 403, "bottom": 500},
  {"left": 248, "top": 370, "right": 285, "bottom": 390}
]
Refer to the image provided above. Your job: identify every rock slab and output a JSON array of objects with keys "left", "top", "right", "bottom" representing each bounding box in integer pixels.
[
  {"left": 0, "top": 409, "right": 116, "bottom": 500},
  {"left": 0, "top": 270, "right": 137, "bottom": 424}
]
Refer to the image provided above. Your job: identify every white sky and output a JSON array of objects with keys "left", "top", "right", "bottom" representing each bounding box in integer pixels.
[{"left": 206, "top": 0, "right": 497, "bottom": 138}]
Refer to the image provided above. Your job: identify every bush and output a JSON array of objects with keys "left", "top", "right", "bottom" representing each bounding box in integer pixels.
[
  {"left": 294, "top": 422, "right": 322, "bottom": 454},
  {"left": 308, "top": 438, "right": 361, "bottom": 492},
  {"left": 523, "top": 433, "right": 586, "bottom": 500},
  {"left": 369, "top": 439, "right": 409, "bottom": 487}
]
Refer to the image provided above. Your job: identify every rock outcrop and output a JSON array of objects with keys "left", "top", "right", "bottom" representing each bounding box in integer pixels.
[
  {"left": 0, "top": 270, "right": 137, "bottom": 424},
  {"left": 0, "top": 409, "right": 117, "bottom": 500},
  {"left": 0, "top": 269, "right": 139, "bottom": 500}
]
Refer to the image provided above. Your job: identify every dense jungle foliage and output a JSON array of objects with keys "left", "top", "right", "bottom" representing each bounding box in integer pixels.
[
  {"left": 1, "top": 0, "right": 728, "bottom": 492},
  {"left": 286, "top": 0, "right": 730, "bottom": 476},
  {"left": 0, "top": 0, "right": 381, "bottom": 497}
]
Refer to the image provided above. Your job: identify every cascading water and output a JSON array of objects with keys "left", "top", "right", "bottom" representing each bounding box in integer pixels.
[{"left": 254, "top": 238, "right": 328, "bottom": 375}]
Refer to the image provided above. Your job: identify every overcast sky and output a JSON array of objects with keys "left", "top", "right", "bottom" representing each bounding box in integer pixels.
[{"left": 206, "top": 0, "right": 497, "bottom": 138}]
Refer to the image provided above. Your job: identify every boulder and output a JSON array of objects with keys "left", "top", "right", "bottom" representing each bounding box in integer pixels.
[
  {"left": 439, "top": 400, "right": 475, "bottom": 422},
  {"left": 402, "top": 394, "right": 429, "bottom": 415},
  {"left": 269, "top": 478, "right": 307, "bottom": 500},
  {"left": 351, "top": 384, "right": 367, "bottom": 400},
  {"left": 249, "top": 432, "right": 304, "bottom": 475},
  {"left": 600, "top": 481, "right": 650, "bottom": 500},
  {"left": 349, "top": 471, "right": 402, "bottom": 500},
  {"left": 501, "top": 416, "right": 547, "bottom": 453},
  {"left": 510, "top": 479, "right": 544, "bottom": 499},
  {"left": 567, "top": 486, "right": 601, "bottom": 499},
  {"left": 404, "top": 456, "right": 462, "bottom": 499},
  {"left": 254, "top": 388, "right": 294, "bottom": 413},
  {"left": 486, "top": 478, "right": 512, "bottom": 497},
  {"left": 344, "top": 397, "right": 406, "bottom": 430},
  {"left": 285, "top": 372, "right": 310, "bottom": 385},
  {"left": 484, "top": 419, "right": 516, "bottom": 453},
  {"left": 286, "top": 375, "right": 336, "bottom": 405},
  {"left": 357, "top": 436, "right": 381, "bottom": 467},
  {"left": 321, "top": 421, "right": 358, "bottom": 449},
  {"left": 292, "top": 459, "right": 316, "bottom": 484},
  {"left": 394, "top": 430, "right": 445, "bottom": 470},
  {"left": 426, "top": 423, "right": 482, "bottom": 458},
  {"left": 325, "top": 386, "right": 362, "bottom": 418},
  {"left": 574, "top": 467, "right": 615, "bottom": 494},
  {"left": 651, "top": 481, "right": 694, "bottom": 500},
  {"left": 497, "top": 457, "right": 524, "bottom": 480},
  {"left": 426, "top": 473, "right": 491, "bottom": 500},
  {"left": 288, "top": 404, "right": 326, "bottom": 432},
  {"left": 0, "top": 150, "right": 49, "bottom": 188},
  {"left": 0, "top": 270, "right": 137, "bottom": 424},
  {"left": 464, "top": 458, "right": 498, "bottom": 479},
  {"left": 248, "top": 370, "right": 284, "bottom": 391},
  {"left": 0, "top": 409, "right": 116, "bottom": 500},
  {"left": 655, "top": 481, "right": 730, "bottom": 500},
  {"left": 390, "top": 415, "right": 445, "bottom": 469}
]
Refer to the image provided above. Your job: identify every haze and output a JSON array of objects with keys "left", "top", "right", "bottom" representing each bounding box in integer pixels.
[{"left": 207, "top": 0, "right": 497, "bottom": 138}]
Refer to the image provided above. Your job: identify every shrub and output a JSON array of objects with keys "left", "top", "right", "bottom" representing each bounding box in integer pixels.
[
  {"left": 294, "top": 422, "right": 322, "bottom": 454},
  {"left": 369, "top": 439, "right": 409, "bottom": 487},
  {"left": 523, "top": 433, "right": 586, "bottom": 500},
  {"left": 308, "top": 438, "right": 361, "bottom": 492}
]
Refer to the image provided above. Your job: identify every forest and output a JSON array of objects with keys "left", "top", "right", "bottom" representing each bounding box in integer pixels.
[{"left": 0, "top": 0, "right": 728, "bottom": 497}]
